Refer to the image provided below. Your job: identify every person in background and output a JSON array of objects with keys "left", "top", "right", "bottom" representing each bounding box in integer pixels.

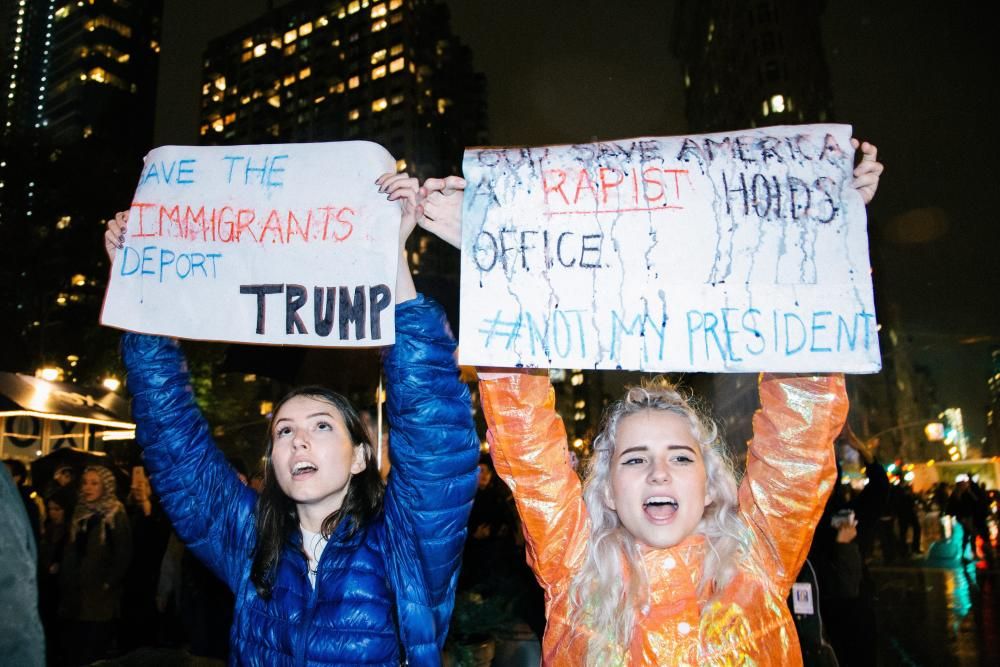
[
  {"left": 1, "top": 464, "right": 45, "bottom": 666},
  {"left": 4, "top": 458, "right": 42, "bottom": 544},
  {"left": 39, "top": 487, "right": 74, "bottom": 663},
  {"left": 58, "top": 465, "right": 132, "bottom": 665}
]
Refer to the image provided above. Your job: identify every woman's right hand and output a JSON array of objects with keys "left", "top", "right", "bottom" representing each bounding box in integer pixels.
[
  {"left": 104, "top": 210, "right": 129, "bottom": 263},
  {"left": 419, "top": 176, "right": 465, "bottom": 249}
]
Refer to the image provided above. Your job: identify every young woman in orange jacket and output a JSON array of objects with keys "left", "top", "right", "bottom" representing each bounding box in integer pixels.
[{"left": 417, "top": 140, "right": 883, "bottom": 665}]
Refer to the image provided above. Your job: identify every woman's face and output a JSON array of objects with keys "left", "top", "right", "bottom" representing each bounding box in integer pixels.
[
  {"left": 607, "top": 410, "right": 710, "bottom": 550},
  {"left": 47, "top": 501, "right": 65, "bottom": 525},
  {"left": 270, "top": 395, "right": 366, "bottom": 517},
  {"left": 80, "top": 471, "right": 104, "bottom": 503}
]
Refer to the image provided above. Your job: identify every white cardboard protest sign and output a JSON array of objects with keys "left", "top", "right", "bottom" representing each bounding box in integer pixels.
[
  {"left": 459, "top": 124, "right": 880, "bottom": 372},
  {"left": 101, "top": 141, "right": 400, "bottom": 347}
]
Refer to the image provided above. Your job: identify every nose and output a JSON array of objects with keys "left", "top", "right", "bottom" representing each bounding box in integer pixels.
[
  {"left": 648, "top": 458, "right": 670, "bottom": 484},
  {"left": 292, "top": 431, "right": 310, "bottom": 450}
]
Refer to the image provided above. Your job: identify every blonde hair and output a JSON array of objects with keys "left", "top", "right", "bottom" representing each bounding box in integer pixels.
[{"left": 568, "top": 379, "right": 749, "bottom": 663}]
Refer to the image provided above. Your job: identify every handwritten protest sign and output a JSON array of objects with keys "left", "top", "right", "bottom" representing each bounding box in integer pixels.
[
  {"left": 101, "top": 141, "right": 401, "bottom": 346},
  {"left": 459, "top": 124, "right": 880, "bottom": 372}
]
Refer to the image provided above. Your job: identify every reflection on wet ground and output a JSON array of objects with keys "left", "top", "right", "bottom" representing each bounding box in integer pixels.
[{"left": 873, "top": 523, "right": 999, "bottom": 666}]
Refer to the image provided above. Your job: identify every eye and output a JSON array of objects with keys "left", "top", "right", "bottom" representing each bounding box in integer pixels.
[
  {"left": 316, "top": 421, "right": 332, "bottom": 431},
  {"left": 622, "top": 456, "right": 645, "bottom": 465},
  {"left": 275, "top": 425, "right": 292, "bottom": 437},
  {"left": 671, "top": 454, "right": 695, "bottom": 464}
]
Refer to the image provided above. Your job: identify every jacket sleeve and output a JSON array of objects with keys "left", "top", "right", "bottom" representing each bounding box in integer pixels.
[
  {"left": 479, "top": 372, "right": 590, "bottom": 594},
  {"left": 121, "top": 332, "right": 257, "bottom": 592},
  {"left": 381, "top": 295, "right": 479, "bottom": 652},
  {"left": 739, "top": 373, "right": 848, "bottom": 595}
]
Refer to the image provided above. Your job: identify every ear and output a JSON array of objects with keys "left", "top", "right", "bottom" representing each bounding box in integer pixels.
[
  {"left": 603, "top": 484, "right": 617, "bottom": 512},
  {"left": 704, "top": 489, "right": 713, "bottom": 508},
  {"left": 350, "top": 445, "right": 367, "bottom": 475}
]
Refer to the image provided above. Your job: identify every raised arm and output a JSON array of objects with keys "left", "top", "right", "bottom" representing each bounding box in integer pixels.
[
  {"left": 479, "top": 372, "right": 590, "bottom": 593},
  {"left": 376, "top": 172, "right": 480, "bottom": 651},
  {"left": 738, "top": 373, "right": 848, "bottom": 594},
  {"left": 108, "top": 210, "right": 256, "bottom": 590},
  {"left": 380, "top": 295, "right": 479, "bottom": 651},
  {"left": 122, "top": 333, "right": 257, "bottom": 591}
]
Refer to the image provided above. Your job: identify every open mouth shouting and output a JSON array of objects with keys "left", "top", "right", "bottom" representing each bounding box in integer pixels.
[
  {"left": 291, "top": 460, "right": 318, "bottom": 480},
  {"left": 643, "top": 496, "right": 679, "bottom": 523}
]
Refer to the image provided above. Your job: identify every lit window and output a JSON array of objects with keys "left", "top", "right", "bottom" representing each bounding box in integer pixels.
[
  {"left": 372, "top": 18, "right": 387, "bottom": 32},
  {"left": 390, "top": 0, "right": 403, "bottom": 9},
  {"left": 769, "top": 94, "right": 786, "bottom": 113},
  {"left": 150, "top": 40, "right": 160, "bottom": 53},
  {"left": 200, "top": 124, "right": 208, "bottom": 136},
  {"left": 761, "top": 99, "right": 769, "bottom": 117},
  {"left": 267, "top": 95, "right": 280, "bottom": 108},
  {"left": 390, "top": 43, "right": 403, "bottom": 56},
  {"left": 283, "top": 74, "right": 296, "bottom": 86},
  {"left": 371, "top": 3, "right": 386, "bottom": 18},
  {"left": 202, "top": 83, "right": 211, "bottom": 96},
  {"left": 316, "top": 16, "right": 329, "bottom": 28},
  {"left": 214, "top": 76, "right": 226, "bottom": 91},
  {"left": 372, "top": 65, "right": 386, "bottom": 80},
  {"left": 437, "top": 97, "right": 450, "bottom": 114},
  {"left": 283, "top": 44, "right": 296, "bottom": 56},
  {"left": 389, "top": 12, "right": 402, "bottom": 24},
  {"left": 348, "top": 75, "right": 360, "bottom": 89},
  {"left": 396, "top": 158, "right": 407, "bottom": 171},
  {"left": 348, "top": 1, "right": 361, "bottom": 13},
  {"left": 117, "top": 52, "right": 130, "bottom": 63},
  {"left": 389, "top": 57, "right": 404, "bottom": 73},
  {"left": 348, "top": 108, "right": 360, "bottom": 121},
  {"left": 240, "top": 95, "right": 250, "bottom": 105},
  {"left": 299, "top": 22, "right": 313, "bottom": 36},
  {"left": 299, "top": 66, "right": 311, "bottom": 79},
  {"left": 372, "top": 97, "right": 387, "bottom": 112},
  {"left": 390, "top": 93, "right": 404, "bottom": 105},
  {"left": 224, "top": 112, "right": 236, "bottom": 125},
  {"left": 241, "top": 50, "right": 252, "bottom": 62},
  {"left": 55, "top": 5, "right": 71, "bottom": 19},
  {"left": 212, "top": 118, "right": 224, "bottom": 132},
  {"left": 271, "top": 37, "right": 281, "bottom": 48},
  {"left": 371, "top": 49, "right": 386, "bottom": 64},
  {"left": 284, "top": 29, "right": 297, "bottom": 44},
  {"left": 242, "top": 37, "right": 253, "bottom": 49},
  {"left": 57, "top": 216, "right": 72, "bottom": 230},
  {"left": 254, "top": 43, "right": 267, "bottom": 57},
  {"left": 314, "top": 95, "right": 326, "bottom": 104},
  {"left": 330, "top": 81, "right": 345, "bottom": 94}
]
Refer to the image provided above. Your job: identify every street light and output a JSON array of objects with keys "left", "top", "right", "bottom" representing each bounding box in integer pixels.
[
  {"left": 35, "top": 366, "right": 62, "bottom": 382},
  {"left": 102, "top": 376, "right": 121, "bottom": 392}
]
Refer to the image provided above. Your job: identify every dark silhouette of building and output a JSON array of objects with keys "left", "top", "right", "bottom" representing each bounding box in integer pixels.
[
  {"left": 986, "top": 348, "right": 1000, "bottom": 456},
  {"left": 0, "top": 0, "right": 163, "bottom": 383},
  {"left": 672, "top": 0, "right": 833, "bottom": 133}
]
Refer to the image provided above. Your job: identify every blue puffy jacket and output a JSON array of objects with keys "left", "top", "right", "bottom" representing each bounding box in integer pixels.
[{"left": 122, "top": 295, "right": 480, "bottom": 666}]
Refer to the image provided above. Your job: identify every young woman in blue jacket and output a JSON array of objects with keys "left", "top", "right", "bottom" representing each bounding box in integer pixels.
[{"left": 104, "top": 172, "right": 480, "bottom": 666}]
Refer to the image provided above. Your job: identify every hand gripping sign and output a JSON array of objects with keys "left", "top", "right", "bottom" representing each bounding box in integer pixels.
[
  {"left": 101, "top": 141, "right": 400, "bottom": 347},
  {"left": 459, "top": 124, "right": 880, "bottom": 373}
]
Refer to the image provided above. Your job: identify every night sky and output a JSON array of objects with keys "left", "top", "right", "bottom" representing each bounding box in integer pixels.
[{"left": 154, "top": 0, "right": 998, "bottom": 441}]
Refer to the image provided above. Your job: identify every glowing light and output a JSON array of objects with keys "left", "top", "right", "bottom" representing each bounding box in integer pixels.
[{"left": 102, "top": 377, "right": 120, "bottom": 392}]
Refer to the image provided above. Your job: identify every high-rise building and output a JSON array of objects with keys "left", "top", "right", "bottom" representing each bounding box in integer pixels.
[
  {"left": 672, "top": 0, "right": 833, "bottom": 133},
  {"left": 0, "top": 0, "right": 163, "bottom": 382},
  {"left": 986, "top": 347, "right": 1000, "bottom": 455},
  {"left": 198, "top": 0, "right": 486, "bottom": 180}
]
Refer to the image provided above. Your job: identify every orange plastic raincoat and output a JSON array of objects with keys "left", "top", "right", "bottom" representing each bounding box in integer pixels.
[{"left": 480, "top": 372, "right": 848, "bottom": 666}]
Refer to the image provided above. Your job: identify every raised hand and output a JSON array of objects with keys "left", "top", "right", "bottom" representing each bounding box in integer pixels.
[
  {"left": 850, "top": 139, "right": 883, "bottom": 205},
  {"left": 419, "top": 176, "right": 466, "bottom": 249},
  {"left": 103, "top": 210, "right": 129, "bottom": 263}
]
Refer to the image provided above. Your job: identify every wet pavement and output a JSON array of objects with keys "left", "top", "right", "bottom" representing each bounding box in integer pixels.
[{"left": 871, "top": 526, "right": 999, "bottom": 666}]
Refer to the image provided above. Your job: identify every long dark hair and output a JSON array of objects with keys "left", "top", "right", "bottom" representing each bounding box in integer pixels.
[{"left": 250, "top": 386, "right": 385, "bottom": 599}]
